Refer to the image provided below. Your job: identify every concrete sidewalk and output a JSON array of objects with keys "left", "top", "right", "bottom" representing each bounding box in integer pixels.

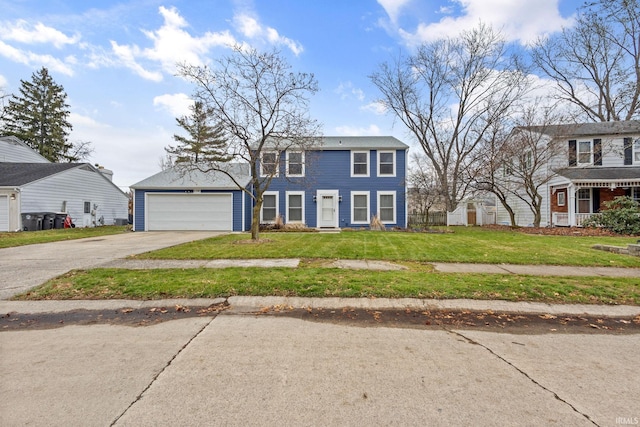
[{"left": 99, "top": 258, "right": 640, "bottom": 277}]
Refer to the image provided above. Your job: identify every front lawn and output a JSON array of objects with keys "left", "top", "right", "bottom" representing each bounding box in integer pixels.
[
  {"left": 18, "top": 264, "right": 640, "bottom": 305},
  {"left": 135, "top": 227, "right": 640, "bottom": 267},
  {"left": 0, "top": 226, "right": 129, "bottom": 249}
]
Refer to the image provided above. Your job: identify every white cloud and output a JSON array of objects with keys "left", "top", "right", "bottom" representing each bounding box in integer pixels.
[
  {"left": 153, "top": 93, "right": 193, "bottom": 118},
  {"left": 335, "top": 81, "right": 365, "bottom": 101},
  {"left": 377, "top": 0, "right": 412, "bottom": 24},
  {"left": 110, "top": 41, "right": 163, "bottom": 82},
  {"left": 142, "top": 6, "right": 237, "bottom": 73},
  {"left": 0, "top": 74, "right": 7, "bottom": 88},
  {"left": 0, "top": 20, "right": 80, "bottom": 48},
  {"left": 334, "top": 124, "right": 382, "bottom": 136},
  {"left": 361, "top": 101, "right": 387, "bottom": 115},
  {"left": 0, "top": 40, "right": 75, "bottom": 75},
  {"left": 233, "top": 13, "right": 304, "bottom": 56},
  {"left": 399, "top": 0, "right": 574, "bottom": 45}
]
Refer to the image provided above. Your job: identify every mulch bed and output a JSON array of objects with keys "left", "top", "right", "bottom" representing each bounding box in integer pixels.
[{"left": 481, "top": 224, "right": 624, "bottom": 237}]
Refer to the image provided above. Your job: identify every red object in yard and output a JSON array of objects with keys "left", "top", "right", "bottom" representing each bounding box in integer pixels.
[{"left": 64, "top": 215, "right": 72, "bottom": 228}]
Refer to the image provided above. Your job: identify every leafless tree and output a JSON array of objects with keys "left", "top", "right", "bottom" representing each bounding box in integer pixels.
[
  {"left": 475, "top": 103, "right": 568, "bottom": 227},
  {"left": 370, "top": 24, "right": 531, "bottom": 211},
  {"left": 177, "top": 46, "right": 321, "bottom": 240},
  {"left": 532, "top": 0, "right": 640, "bottom": 121},
  {"left": 67, "top": 140, "right": 94, "bottom": 162},
  {"left": 407, "top": 153, "right": 446, "bottom": 220}
]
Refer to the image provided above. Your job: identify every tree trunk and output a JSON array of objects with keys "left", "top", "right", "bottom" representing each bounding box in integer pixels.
[{"left": 251, "top": 203, "right": 261, "bottom": 240}]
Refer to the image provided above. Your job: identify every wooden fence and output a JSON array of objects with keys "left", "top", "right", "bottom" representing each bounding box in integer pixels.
[{"left": 408, "top": 211, "right": 447, "bottom": 227}]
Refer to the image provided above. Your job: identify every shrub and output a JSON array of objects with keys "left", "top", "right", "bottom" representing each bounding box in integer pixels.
[
  {"left": 582, "top": 196, "right": 640, "bottom": 235},
  {"left": 370, "top": 215, "right": 386, "bottom": 231}
]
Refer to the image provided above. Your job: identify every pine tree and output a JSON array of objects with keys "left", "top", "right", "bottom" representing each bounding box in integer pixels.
[
  {"left": 2, "top": 67, "right": 75, "bottom": 162},
  {"left": 166, "top": 101, "right": 230, "bottom": 164}
]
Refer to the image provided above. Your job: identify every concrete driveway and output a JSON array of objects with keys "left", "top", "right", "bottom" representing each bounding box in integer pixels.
[{"left": 0, "top": 231, "right": 224, "bottom": 299}]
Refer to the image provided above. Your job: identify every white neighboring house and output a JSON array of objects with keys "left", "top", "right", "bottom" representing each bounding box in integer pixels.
[
  {"left": 0, "top": 136, "right": 128, "bottom": 232},
  {"left": 494, "top": 121, "right": 640, "bottom": 227}
]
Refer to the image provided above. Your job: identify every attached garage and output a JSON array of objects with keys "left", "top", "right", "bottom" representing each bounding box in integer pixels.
[
  {"left": 146, "top": 193, "right": 233, "bottom": 231},
  {"left": 0, "top": 195, "right": 8, "bottom": 232},
  {"left": 131, "top": 164, "right": 251, "bottom": 232}
]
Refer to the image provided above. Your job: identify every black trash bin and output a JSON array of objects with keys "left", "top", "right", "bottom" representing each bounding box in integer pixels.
[
  {"left": 42, "top": 212, "right": 56, "bottom": 230},
  {"left": 54, "top": 213, "right": 67, "bottom": 229},
  {"left": 21, "top": 213, "right": 44, "bottom": 231}
]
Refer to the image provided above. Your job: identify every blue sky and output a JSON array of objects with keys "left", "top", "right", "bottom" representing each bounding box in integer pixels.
[{"left": 0, "top": 0, "right": 581, "bottom": 189}]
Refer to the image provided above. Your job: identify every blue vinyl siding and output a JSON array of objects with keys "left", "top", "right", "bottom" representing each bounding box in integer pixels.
[{"left": 264, "top": 149, "right": 407, "bottom": 228}]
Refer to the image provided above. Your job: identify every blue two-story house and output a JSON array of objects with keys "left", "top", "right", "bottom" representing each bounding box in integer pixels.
[
  {"left": 260, "top": 136, "right": 408, "bottom": 229},
  {"left": 131, "top": 136, "right": 408, "bottom": 231}
]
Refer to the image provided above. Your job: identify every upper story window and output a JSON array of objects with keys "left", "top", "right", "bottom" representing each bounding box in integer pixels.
[
  {"left": 569, "top": 139, "right": 602, "bottom": 166},
  {"left": 261, "top": 151, "right": 279, "bottom": 177},
  {"left": 578, "top": 141, "right": 592, "bottom": 164},
  {"left": 378, "top": 151, "right": 396, "bottom": 177},
  {"left": 634, "top": 139, "right": 640, "bottom": 164},
  {"left": 286, "top": 151, "right": 304, "bottom": 177},
  {"left": 351, "top": 151, "right": 369, "bottom": 177}
]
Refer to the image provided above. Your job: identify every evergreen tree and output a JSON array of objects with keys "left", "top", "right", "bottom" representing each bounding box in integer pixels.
[
  {"left": 2, "top": 67, "right": 76, "bottom": 162},
  {"left": 165, "top": 101, "right": 230, "bottom": 164}
]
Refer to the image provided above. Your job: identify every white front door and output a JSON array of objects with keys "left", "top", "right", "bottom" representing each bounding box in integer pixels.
[{"left": 317, "top": 190, "right": 339, "bottom": 228}]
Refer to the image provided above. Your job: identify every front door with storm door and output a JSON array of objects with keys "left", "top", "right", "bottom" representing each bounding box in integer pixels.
[{"left": 317, "top": 190, "right": 339, "bottom": 228}]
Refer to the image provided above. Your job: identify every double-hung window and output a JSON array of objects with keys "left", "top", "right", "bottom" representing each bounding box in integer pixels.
[
  {"left": 578, "top": 141, "right": 592, "bottom": 165},
  {"left": 261, "top": 151, "right": 279, "bottom": 176},
  {"left": 286, "top": 151, "right": 304, "bottom": 177},
  {"left": 634, "top": 139, "right": 640, "bottom": 164},
  {"left": 351, "top": 191, "right": 369, "bottom": 224},
  {"left": 577, "top": 188, "right": 591, "bottom": 213},
  {"left": 286, "top": 191, "right": 304, "bottom": 223},
  {"left": 377, "top": 191, "right": 396, "bottom": 223},
  {"left": 261, "top": 192, "right": 278, "bottom": 222},
  {"left": 378, "top": 151, "right": 395, "bottom": 176},
  {"left": 351, "top": 151, "right": 369, "bottom": 177}
]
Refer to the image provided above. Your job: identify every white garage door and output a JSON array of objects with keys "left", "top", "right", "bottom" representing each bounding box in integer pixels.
[
  {"left": 146, "top": 193, "right": 233, "bottom": 231},
  {"left": 0, "top": 195, "right": 8, "bottom": 232}
]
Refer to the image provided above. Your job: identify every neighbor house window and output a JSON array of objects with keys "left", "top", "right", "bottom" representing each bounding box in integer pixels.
[
  {"left": 578, "top": 141, "right": 592, "bottom": 164},
  {"left": 261, "top": 192, "right": 278, "bottom": 222},
  {"left": 351, "top": 191, "right": 370, "bottom": 224},
  {"left": 632, "top": 187, "right": 640, "bottom": 204},
  {"left": 286, "top": 191, "right": 304, "bottom": 223},
  {"left": 84, "top": 201, "right": 91, "bottom": 214},
  {"left": 261, "top": 151, "right": 278, "bottom": 176},
  {"left": 577, "top": 188, "right": 591, "bottom": 213},
  {"left": 557, "top": 191, "right": 566, "bottom": 207},
  {"left": 378, "top": 151, "right": 395, "bottom": 176},
  {"left": 634, "top": 139, "right": 640, "bottom": 164},
  {"left": 377, "top": 191, "right": 396, "bottom": 223},
  {"left": 351, "top": 151, "right": 369, "bottom": 177},
  {"left": 286, "top": 151, "right": 304, "bottom": 177}
]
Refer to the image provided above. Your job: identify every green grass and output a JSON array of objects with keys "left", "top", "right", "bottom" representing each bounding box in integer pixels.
[
  {"left": 0, "top": 226, "right": 129, "bottom": 249},
  {"left": 135, "top": 228, "right": 640, "bottom": 267},
  {"left": 17, "top": 264, "right": 640, "bottom": 305}
]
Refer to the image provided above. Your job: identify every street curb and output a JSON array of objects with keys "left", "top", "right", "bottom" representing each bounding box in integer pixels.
[{"left": 1, "top": 297, "right": 639, "bottom": 318}]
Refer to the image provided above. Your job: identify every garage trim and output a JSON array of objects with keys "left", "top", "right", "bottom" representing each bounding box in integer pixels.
[{"left": 0, "top": 195, "right": 8, "bottom": 232}]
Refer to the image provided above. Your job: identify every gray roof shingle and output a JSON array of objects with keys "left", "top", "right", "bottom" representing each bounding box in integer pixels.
[
  {"left": 0, "top": 162, "right": 82, "bottom": 186},
  {"left": 556, "top": 166, "right": 640, "bottom": 181},
  {"left": 131, "top": 163, "right": 251, "bottom": 189},
  {"left": 524, "top": 121, "right": 640, "bottom": 138}
]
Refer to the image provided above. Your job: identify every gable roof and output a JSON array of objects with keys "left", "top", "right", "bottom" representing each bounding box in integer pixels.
[
  {"left": 0, "top": 162, "right": 82, "bottom": 186},
  {"left": 257, "top": 136, "right": 409, "bottom": 150},
  {"left": 316, "top": 136, "right": 409, "bottom": 150},
  {"left": 0, "top": 136, "right": 50, "bottom": 163},
  {"left": 524, "top": 121, "right": 640, "bottom": 139},
  {"left": 130, "top": 163, "right": 252, "bottom": 190}
]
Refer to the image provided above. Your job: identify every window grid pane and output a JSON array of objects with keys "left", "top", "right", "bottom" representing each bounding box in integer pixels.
[
  {"left": 288, "top": 194, "right": 302, "bottom": 221},
  {"left": 353, "top": 194, "right": 368, "bottom": 222},
  {"left": 379, "top": 152, "right": 394, "bottom": 175},
  {"left": 288, "top": 153, "right": 303, "bottom": 175},
  {"left": 379, "top": 194, "right": 394, "bottom": 222}
]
